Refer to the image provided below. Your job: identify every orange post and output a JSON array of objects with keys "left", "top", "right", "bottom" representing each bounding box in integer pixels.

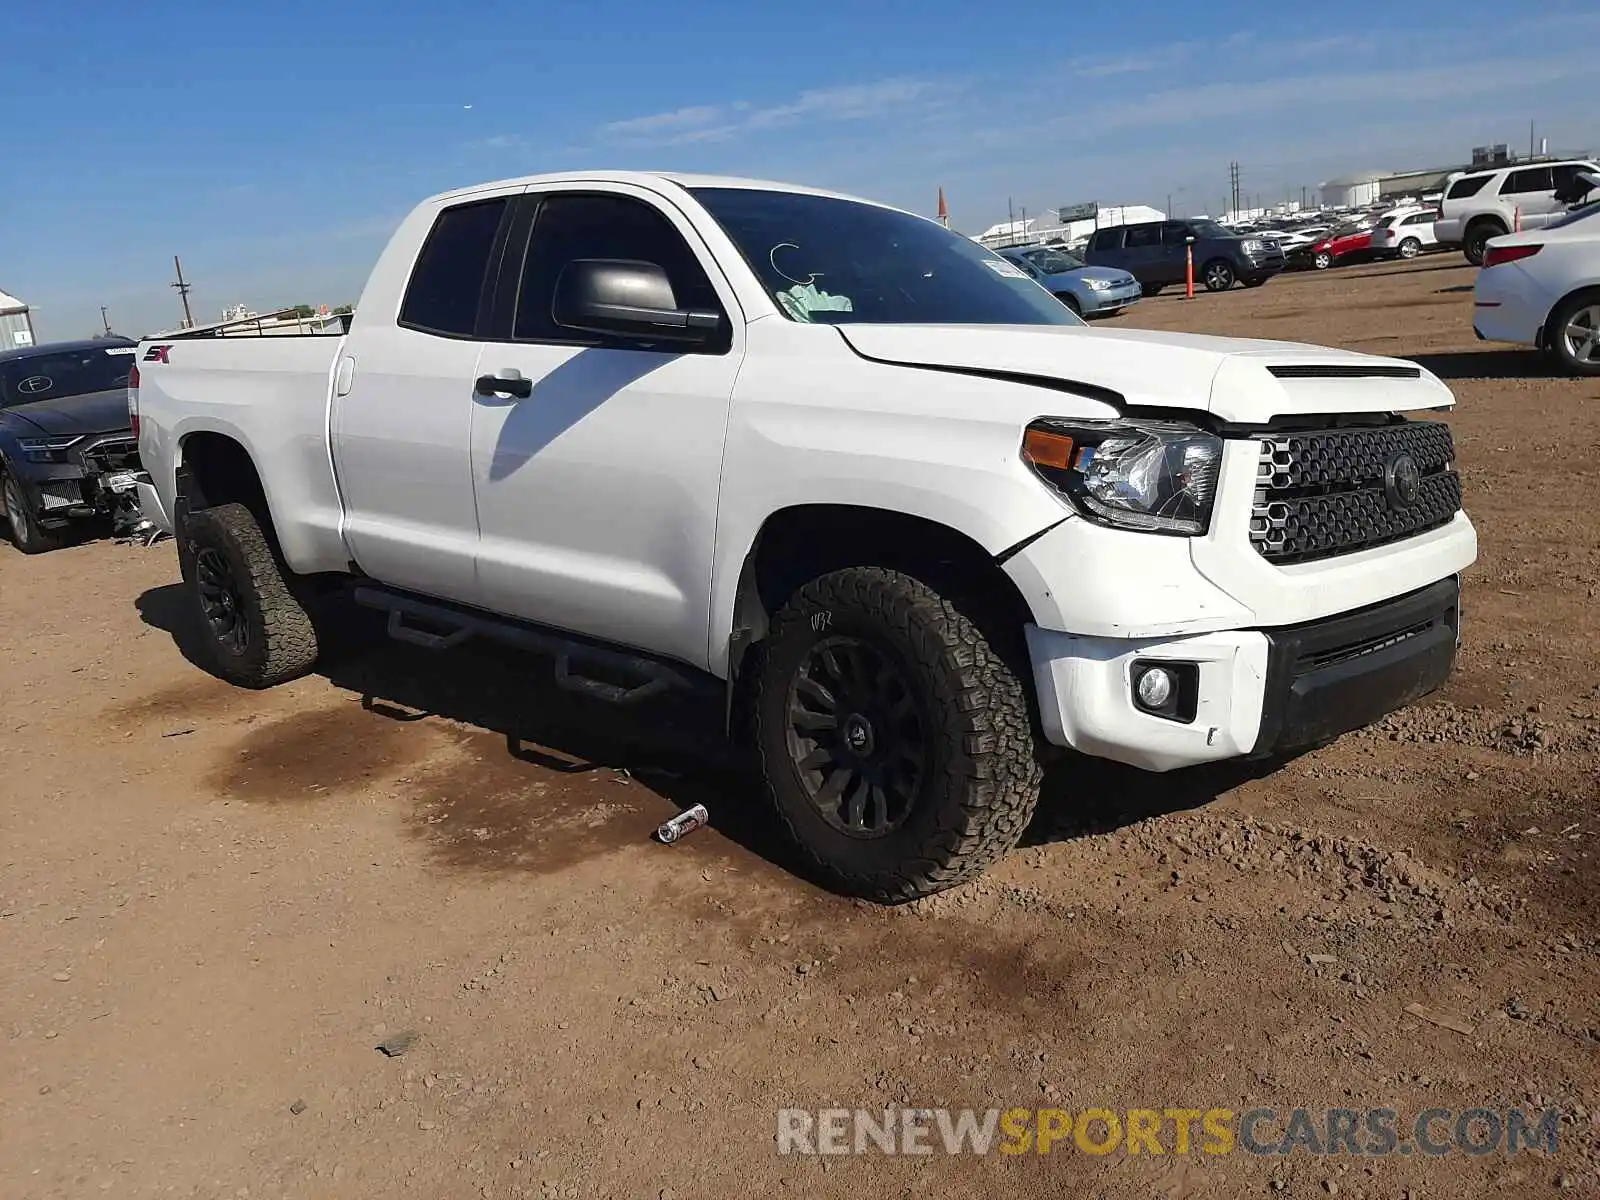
[
  {"left": 1185, "top": 244, "right": 1195, "bottom": 299},
  {"left": 1514, "top": 206, "right": 1521, "bottom": 232}
]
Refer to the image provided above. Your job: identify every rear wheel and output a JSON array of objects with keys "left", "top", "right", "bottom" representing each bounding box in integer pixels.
[
  {"left": 1462, "top": 221, "right": 1504, "bottom": 267},
  {"left": 751, "top": 567, "right": 1042, "bottom": 902},
  {"left": 1, "top": 469, "right": 64, "bottom": 555},
  {"left": 1548, "top": 289, "right": 1600, "bottom": 377},
  {"left": 1399, "top": 237, "right": 1423, "bottom": 259},
  {"left": 1202, "top": 259, "right": 1235, "bottom": 292},
  {"left": 185, "top": 502, "right": 319, "bottom": 688}
]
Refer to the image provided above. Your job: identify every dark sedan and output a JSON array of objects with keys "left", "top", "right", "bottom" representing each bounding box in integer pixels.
[{"left": 0, "top": 338, "right": 143, "bottom": 553}]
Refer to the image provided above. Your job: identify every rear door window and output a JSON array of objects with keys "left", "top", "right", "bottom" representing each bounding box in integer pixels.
[
  {"left": 1123, "top": 224, "right": 1161, "bottom": 248},
  {"left": 1089, "top": 228, "right": 1123, "bottom": 252},
  {"left": 398, "top": 198, "right": 511, "bottom": 338}
]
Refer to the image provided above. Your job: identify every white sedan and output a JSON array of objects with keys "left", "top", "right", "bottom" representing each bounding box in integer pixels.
[{"left": 1473, "top": 202, "right": 1600, "bottom": 375}]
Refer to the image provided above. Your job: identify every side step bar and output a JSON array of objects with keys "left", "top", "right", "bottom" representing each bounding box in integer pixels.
[{"left": 350, "top": 586, "right": 708, "bottom": 706}]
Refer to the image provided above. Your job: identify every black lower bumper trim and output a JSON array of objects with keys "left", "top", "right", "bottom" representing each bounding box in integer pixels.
[{"left": 1252, "top": 577, "right": 1460, "bottom": 757}]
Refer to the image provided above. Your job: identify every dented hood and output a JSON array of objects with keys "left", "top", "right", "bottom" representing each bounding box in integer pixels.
[{"left": 836, "top": 323, "right": 1455, "bottom": 424}]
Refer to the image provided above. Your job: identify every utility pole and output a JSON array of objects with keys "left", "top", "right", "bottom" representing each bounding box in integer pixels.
[
  {"left": 1229, "top": 161, "right": 1242, "bottom": 218},
  {"left": 170, "top": 255, "right": 194, "bottom": 328},
  {"left": 100, "top": 306, "right": 112, "bottom": 337}
]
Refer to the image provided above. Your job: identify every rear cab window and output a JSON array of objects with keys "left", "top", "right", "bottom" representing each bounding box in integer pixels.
[
  {"left": 1445, "top": 175, "right": 1491, "bottom": 200},
  {"left": 398, "top": 197, "right": 512, "bottom": 337}
]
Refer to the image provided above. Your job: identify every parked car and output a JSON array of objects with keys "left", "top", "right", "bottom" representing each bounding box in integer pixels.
[
  {"left": 1369, "top": 208, "right": 1441, "bottom": 260},
  {"left": 0, "top": 338, "right": 144, "bottom": 553},
  {"left": 132, "top": 170, "right": 1474, "bottom": 901},
  {"left": 1084, "top": 218, "right": 1285, "bottom": 294},
  {"left": 1304, "top": 225, "right": 1377, "bottom": 270},
  {"left": 1434, "top": 158, "right": 1600, "bottom": 266},
  {"left": 1473, "top": 196, "right": 1600, "bottom": 375},
  {"left": 997, "top": 245, "right": 1141, "bottom": 317}
]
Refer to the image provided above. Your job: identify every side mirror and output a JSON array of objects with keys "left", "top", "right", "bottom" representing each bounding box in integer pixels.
[{"left": 552, "top": 259, "right": 722, "bottom": 343}]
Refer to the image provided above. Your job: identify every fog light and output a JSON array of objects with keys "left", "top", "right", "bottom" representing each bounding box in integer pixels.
[{"left": 1135, "top": 666, "right": 1175, "bottom": 710}]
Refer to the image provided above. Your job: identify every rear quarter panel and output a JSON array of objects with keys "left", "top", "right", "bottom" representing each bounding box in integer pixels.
[{"left": 137, "top": 337, "right": 349, "bottom": 574}]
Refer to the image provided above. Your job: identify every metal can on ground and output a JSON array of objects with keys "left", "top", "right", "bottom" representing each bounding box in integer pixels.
[{"left": 656, "top": 804, "right": 710, "bottom": 844}]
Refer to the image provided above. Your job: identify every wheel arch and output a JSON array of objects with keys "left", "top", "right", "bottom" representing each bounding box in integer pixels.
[
  {"left": 720, "top": 503, "right": 1040, "bottom": 700},
  {"left": 1542, "top": 282, "right": 1600, "bottom": 354}
]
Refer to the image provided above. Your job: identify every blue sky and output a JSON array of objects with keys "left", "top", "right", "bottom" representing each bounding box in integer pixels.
[{"left": 2, "top": 0, "right": 1594, "bottom": 339}]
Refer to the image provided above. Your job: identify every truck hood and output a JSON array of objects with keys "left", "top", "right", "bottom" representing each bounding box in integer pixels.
[
  {"left": 836, "top": 324, "right": 1454, "bottom": 424},
  {"left": 0, "top": 388, "right": 132, "bottom": 438}
]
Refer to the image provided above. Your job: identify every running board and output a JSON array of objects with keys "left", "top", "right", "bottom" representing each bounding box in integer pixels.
[{"left": 350, "top": 586, "right": 705, "bottom": 706}]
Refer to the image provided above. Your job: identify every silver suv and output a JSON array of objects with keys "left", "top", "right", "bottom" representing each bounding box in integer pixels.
[{"left": 1434, "top": 159, "right": 1600, "bottom": 265}]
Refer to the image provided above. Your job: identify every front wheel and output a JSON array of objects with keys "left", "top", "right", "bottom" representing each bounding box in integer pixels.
[
  {"left": 1313, "top": 251, "right": 1333, "bottom": 270},
  {"left": 751, "top": 567, "right": 1043, "bottom": 902},
  {"left": 1399, "top": 237, "right": 1423, "bottom": 259},
  {"left": 1548, "top": 290, "right": 1600, "bottom": 377},
  {"left": 2, "top": 469, "right": 64, "bottom": 555},
  {"left": 1056, "top": 292, "right": 1082, "bottom": 316},
  {"left": 1202, "top": 259, "right": 1235, "bottom": 292}
]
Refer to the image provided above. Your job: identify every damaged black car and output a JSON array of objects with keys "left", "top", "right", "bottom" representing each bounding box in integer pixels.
[{"left": 0, "top": 338, "right": 145, "bottom": 553}]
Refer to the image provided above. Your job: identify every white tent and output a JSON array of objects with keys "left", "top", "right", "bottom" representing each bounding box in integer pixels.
[{"left": 0, "top": 288, "right": 35, "bottom": 346}]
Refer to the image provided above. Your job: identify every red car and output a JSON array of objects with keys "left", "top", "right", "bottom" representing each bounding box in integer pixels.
[{"left": 1309, "top": 227, "right": 1375, "bottom": 270}]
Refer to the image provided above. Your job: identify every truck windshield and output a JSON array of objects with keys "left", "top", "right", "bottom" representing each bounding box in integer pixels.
[
  {"left": 0, "top": 346, "right": 135, "bottom": 408},
  {"left": 690, "top": 188, "right": 1082, "bottom": 326}
]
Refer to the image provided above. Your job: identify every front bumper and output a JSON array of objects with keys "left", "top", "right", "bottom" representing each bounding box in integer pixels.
[
  {"left": 1027, "top": 577, "right": 1460, "bottom": 772},
  {"left": 1083, "top": 284, "right": 1143, "bottom": 314},
  {"left": 11, "top": 432, "right": 142, "bottom": 527}
]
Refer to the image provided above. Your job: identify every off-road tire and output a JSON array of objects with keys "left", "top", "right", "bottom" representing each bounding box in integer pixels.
[
  {"left": 185, "top": 502, "right": 318, "bottom": 688},
  {"left": 1, "top": 468, "right": 64, "bottom": 555},
  {"left": 1462, "top": 220, "right": 1504, "bottom": 267},
  {"left": 751, "top": 567, "right": 1043, "bottom": 902}
]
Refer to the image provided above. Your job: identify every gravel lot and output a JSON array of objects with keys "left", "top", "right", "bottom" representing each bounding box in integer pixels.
[{"left": 2, "top": 256, "right": 1596, "bottom": 1199}]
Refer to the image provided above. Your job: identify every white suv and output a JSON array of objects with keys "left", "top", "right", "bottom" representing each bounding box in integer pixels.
[
  {"left": 1369, "top": 207, "right": 1440, "bottom": 259},
  {"left": 1434, "top": 159, "right": 1600, "bottom": 265}
]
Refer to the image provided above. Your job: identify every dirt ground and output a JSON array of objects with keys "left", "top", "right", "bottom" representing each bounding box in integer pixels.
[{"left": 2, "top": 256, "right": 1597, "bottom": 1200}]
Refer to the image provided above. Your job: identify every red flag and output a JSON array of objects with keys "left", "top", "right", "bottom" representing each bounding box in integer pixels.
[{"left": 937, "top": 186, "right": 949, "bottom": 226}]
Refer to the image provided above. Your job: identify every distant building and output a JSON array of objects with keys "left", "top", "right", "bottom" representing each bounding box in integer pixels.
[
  {"left": 974, "top": 204, "right": 1166, "bottom": 249},
  {"left": 1320, "top": 172, "right": 1385, "bottom": 209},
  {"left": 0, "top": 287, "right": 36, "bottom": 348}
]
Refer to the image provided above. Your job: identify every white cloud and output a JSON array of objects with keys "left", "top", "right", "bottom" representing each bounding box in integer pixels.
[{"left": 597, "top": 78, "right": 936, "bottom": 146}]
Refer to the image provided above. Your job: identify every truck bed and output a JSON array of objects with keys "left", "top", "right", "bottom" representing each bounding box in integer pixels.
[{"left": 135, "top": 334, "right": 352, "bottom": 576}]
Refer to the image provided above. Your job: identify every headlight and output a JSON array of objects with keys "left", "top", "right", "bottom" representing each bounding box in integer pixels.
[
  {"left": 17, "top": 435, "right": 82, "bottom": 465},
  {"left": 1241, "top": 239, "right": 1265, "bottom": 253},
  {"left": 1084, "top": 278, "right": 1113, "bottom": 291},
  {"left": 1021, "top": 419, "right": 1223, "bottom": 535}
]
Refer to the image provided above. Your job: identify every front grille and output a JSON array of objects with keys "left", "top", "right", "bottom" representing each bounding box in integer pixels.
[
  {"left": 80, "top": 436, "right": 140, "bottom": 474},
  {"left": 1249, "top": 421, "right": 1460, "bottom": 564}
]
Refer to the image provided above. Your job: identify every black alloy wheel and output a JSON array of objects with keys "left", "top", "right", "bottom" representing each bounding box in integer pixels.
[
  {"left": 785, "top": 636, "right": 926, "bottom": 838},
  {"left": 195, "top": 545, "right": 250, "bottom": 655}
]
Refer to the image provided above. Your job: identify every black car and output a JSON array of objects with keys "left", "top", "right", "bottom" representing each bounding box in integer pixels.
[
  {"left": 1083, "top": 218, "right": 1286, "bottom": 295},
  {"left": 0, "top": 338, "right": 143, "bottom": 553}
]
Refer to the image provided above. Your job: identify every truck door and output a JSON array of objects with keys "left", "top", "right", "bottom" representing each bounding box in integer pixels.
[
  {"left": 465, "top": 185, "right": 743, "bottom": 671},
  {"left": 331, "top": 195, "right": 514, "bottom": 603}
]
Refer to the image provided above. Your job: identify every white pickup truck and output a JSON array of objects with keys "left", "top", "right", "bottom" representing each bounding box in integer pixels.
[{"left": 132, "top": 171, "right": 1475, "bottom": 900}]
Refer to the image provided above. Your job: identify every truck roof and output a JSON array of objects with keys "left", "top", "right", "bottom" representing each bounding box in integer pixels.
[{"left": 426, "top": 170, "right": 901, "bottom": 212}]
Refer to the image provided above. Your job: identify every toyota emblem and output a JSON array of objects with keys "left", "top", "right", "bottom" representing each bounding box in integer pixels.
[{"left": 1384, "top": 451, "right": 1421, "bottom": 509}]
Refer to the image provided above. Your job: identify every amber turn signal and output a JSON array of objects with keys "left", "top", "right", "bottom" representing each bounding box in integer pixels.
[{"left": 1022, "top": 427, "right": 1075, "bottom": 471}]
